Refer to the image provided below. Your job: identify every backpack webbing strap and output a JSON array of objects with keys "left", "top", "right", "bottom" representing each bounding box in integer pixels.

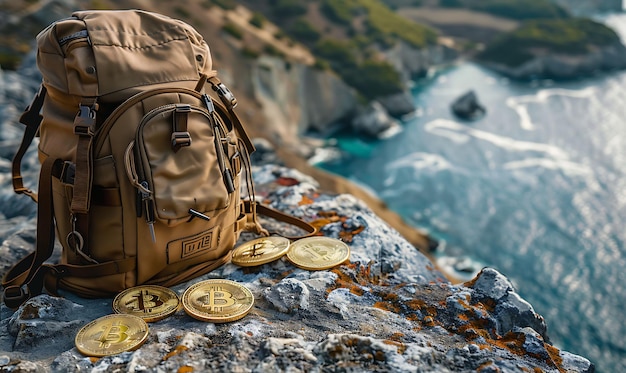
[
  {"left": 12, "top": 84, "right": 47, "bottom": 203},
  {"left": 206, "top": 76, "right": 255, "bottom": 154},
  {"left": 2, "top": 157, "right": 135, "bottom": 309},
  {"left": 71, "top": 100, "right": 98, "bottom": 214},
  {"left": 245, "top": 201, "right": 318, "bottom": 240}
]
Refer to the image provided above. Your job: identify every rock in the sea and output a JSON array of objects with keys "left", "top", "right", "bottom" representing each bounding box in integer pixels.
[
  {"left": 351, "top": 101, "right": 400, "bottom": 138},
  {"left": 451, "top": 90, "right": 486, "bottom": 120},
  {"left": 376, "top": 90, "right": 417, "bottom": 118}
]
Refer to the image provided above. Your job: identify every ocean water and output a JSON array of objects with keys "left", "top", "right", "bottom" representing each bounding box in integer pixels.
[{"left": 320, "top": 14, "right": 626, "bottom": 373}]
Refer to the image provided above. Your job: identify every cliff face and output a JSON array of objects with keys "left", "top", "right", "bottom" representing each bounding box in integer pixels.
[
  {"left": 245, "top": 44, "right": 456, "bottom": 142},
  {"left": 552, "top": 0, "right": 623, "bottom": 15},
  {"left": 382, "top": 42, "right": 456, "bottom": 82},
  {"left": 249, "top": 56, "right": 357, "bottom": 148}
]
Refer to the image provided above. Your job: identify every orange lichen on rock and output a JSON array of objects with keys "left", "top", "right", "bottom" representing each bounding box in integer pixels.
[
  {"left": 545, "top": 343, "right": 564, "bottom": 370},
  {"left": 163, "top": 345, "right": 189, "bottom": 361},
  {"left": 177, "top": 366, "right": 194, "bottom": 373},
  {"left": 477, "top": 361, "right": 495, "bottom": 372},
  {"left": 383, "top": 339, "right": 407, "bottom": 354},
  {"left": 374, "top": 301, "right": 401, "bottom": 313},
  {"left": 298, "top": 195, "right": 315, "bottom": 205}
]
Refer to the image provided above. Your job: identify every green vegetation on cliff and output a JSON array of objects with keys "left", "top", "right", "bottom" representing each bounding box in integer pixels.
[
  {"left": 250, "top": 0, "right": 437, "bottom": 100},
  {"left": 320, "top": 0, "right": 437, "bottom": 48},
  {"left": 477, "top": 18, "right": 622, "bottom": 67},
  {"left": 314, "top": 39, "right": 403, "bottom": 100},
  {"left": 440, "top": 0, "right": 570, "bottom": 20}
]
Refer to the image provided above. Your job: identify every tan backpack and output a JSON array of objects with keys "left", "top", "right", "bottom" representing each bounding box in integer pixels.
[{"left": 2, "top": 10, "right": 314, "bottom": 309}]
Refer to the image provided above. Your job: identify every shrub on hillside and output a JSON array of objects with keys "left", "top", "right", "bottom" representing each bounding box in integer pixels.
[
  {"left": 320, "top": 0, "right": 361, "bottom": 25},
  {"left": 314, "top": 39, "right": 359, "bottom": 69},
  {"left": 342, "top": 60, "right": 404, "bottom": 100},
  {"left": 209, "top": 0, "right": 237, "bottom": 10},
  {"left": 249, "top": 12, "right": 265, "bottom": 28},
  {"left": 271, "top": 0, "right": 308, "bottom": 17},
  {"left": 288, "top": 19, "right": 321, "bottom": 43},
  {"left": 222, "top": 22, "right": 243, "bottom": 39}
]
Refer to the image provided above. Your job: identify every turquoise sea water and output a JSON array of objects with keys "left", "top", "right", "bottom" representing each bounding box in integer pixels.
[{"left": 321, "top": 14, "right": 626, "bottom": 373}]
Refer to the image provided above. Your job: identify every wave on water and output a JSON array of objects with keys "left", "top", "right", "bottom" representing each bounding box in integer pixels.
[
  {"left": 505, "top": 87, "right": 597, "bottom": 130},
  {"left": 423, "top": 119, "right": 571, "bottom": 159},
  {"left": 502, "top": 158, "right": 593, "bottom": 176}
]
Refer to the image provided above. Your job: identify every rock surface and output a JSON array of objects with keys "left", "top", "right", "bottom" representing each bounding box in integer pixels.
[
  {"left": 0, "top": 15, "right": 594, "bottom": 373},
  {"left": 0, "top": 145, "right": 594, "bottom": 372}
]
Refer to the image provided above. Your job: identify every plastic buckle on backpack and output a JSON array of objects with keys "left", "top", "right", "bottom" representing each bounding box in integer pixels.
[
  {"left": 214, "top": 83, "right": 237, "bottom": 109},
  {"left": 171, "top": 132, "right": 192, "bottom": 148},
  {"left": 60, "top": 161, "right": 76, "bottom": 184},
  {"left": 3, "top": 284, "right": 30, "bottom": 309},
  {"left": 74, "top": 104, "right": 97, "bottom": 135}
]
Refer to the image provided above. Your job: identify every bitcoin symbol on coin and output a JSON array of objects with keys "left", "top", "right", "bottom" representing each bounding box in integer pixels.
[
  {"left": 95, "top": 322, "right": 129, "bottom": 348},
  {"left": 286, "top": 237, "right": 350, "bottom": 271},
  {"left": 231, "top": 236, "right": 291, "bottom": 267},
  {"left": 242, "top": 242, "right": 268, "bottom": 258},
  {"left": 303, "top": 244, "right": 332, "bottom": 262},
  {"left": 75, "top": 314, "right": 149, "bottom": 357},
  {"left": 182, "top": 279, "right": 254, "bottom": 322},
  {"left": 127, "top": 290, "right": 164, "bottom": 313},
  {"left": 199, "top": 288, "right": 236, "bottom": 311}
]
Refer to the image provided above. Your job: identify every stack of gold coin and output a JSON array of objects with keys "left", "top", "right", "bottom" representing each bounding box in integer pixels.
[
  {"left": 286, "top": 236, "right": 350, "bottom": 270},
  {"left": 231, "top": 236, "right": 291, "bottom": 267},
  {"left": 182, "top": 279, "right": 254, "bottom": 323},
  {"left": 113, "top": 285, "right": 180, "bottom": 322},
  {"left": 75, "top": 314, "right": 149, "bottom": 357}
]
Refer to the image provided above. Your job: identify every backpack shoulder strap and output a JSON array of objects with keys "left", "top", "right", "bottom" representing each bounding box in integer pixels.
[
  {"left": 3, "top": 156, "right": 61, "bottom": 308},
  {"left": 12, "top": 84, "right": 47, "bottom": 203},
  {"left": 2, "top": 156, "right": 136, "bottom": 309}
]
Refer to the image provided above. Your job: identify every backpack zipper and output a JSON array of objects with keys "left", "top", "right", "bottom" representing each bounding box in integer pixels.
[
  {"left": 133, "top": 103, "right": 231, "bottom": 226},
  {"left": 94, "top": 88, "right": 217, "bottom": 155},
  {"left": 58, "top": 29, "right": 90, "bottom": 46}
]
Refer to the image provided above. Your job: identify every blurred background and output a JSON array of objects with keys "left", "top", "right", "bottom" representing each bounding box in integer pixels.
[{"left": 1, "top": 0, "right": 625, "bottom": 371}]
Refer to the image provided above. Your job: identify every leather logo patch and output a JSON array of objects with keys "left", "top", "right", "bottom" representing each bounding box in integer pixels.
[{"left": 182, "top": 231, "right": 213, "bottom": 258}]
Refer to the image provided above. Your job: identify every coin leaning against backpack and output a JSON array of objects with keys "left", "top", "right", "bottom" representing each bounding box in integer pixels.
[
  {"left": 75, "top": 314, "right": 149, "bottom": 357},
  {"left": 286, "top": 236, "right": 351, "bottom": 271},
  {"left": 113, "top": 285, "right": 180, "bottom": 322},
  {"left": 231, "top": 236, "right": 291, "bottom": 267},
  {"left": 182, "top": 279, "right": 254, "bottom": 323}
]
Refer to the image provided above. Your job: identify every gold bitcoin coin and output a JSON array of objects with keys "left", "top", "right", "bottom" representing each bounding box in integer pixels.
[
  {"left": 113, "top": 285, "right": 180, "bottom": 322},
  {"left": 75, "top": 314, "right": 149, "bottom": 357},
  {"left": 286, "top": 236, "right": 350, "bottom": 270},
  {"left": 231, "top": 236, "right": 291, "bottom": 267},
  {"left": 182, "top": 279, "right": 254, "bottom": 323}
]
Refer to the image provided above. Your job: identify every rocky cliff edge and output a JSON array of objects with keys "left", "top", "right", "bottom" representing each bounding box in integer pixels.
[{"left": 0, "top": 161, "right": 594, "bottom": 372}]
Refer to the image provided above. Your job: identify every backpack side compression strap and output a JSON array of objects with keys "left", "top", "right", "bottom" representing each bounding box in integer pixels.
[{"left": 11, "top": 85, "right": 47, "bottom": 203}]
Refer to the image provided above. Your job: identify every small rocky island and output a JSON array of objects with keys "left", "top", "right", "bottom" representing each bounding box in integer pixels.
[
  {"left": 475, "top": 18, "right": 626, "bottom": 80},
  {"left": 451, "top": 90, "right": 486, "bottom": 120}
]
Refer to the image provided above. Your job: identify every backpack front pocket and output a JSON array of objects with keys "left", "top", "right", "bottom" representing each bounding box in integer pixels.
[{"left": 132, "top": 103, "right": 234, "bottom": 227}]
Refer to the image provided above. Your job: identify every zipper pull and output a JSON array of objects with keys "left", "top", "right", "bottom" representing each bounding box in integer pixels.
[
  {"left": 212, "top": 122, "right": 236, "bottom": 194},
  {"left": 140, "top": 181, "right": 156, "bottom": 242}
]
